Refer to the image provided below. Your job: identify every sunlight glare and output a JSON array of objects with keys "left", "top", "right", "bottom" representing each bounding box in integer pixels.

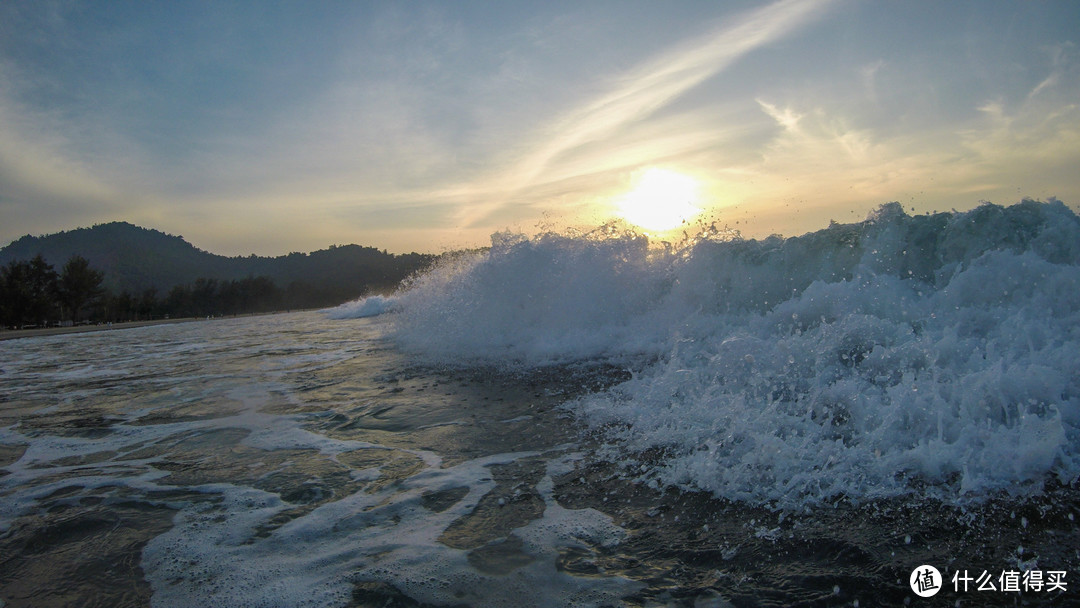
[{"left": 616, "top": 168, "right": 702, "bottom": 232}]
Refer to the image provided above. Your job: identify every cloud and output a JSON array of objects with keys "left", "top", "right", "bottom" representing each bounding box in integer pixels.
[
  {"left": 523, "top": 0, "right": 836, "bottom": 175},
  {"left": 451, "top": 0, "right": 840, "bottom": 229},
  {"left": 859, "top": 60, "right": 886, "bottom": 103},
  {"left": 756, "top": 100, "right": 804, "bottom": 133},
  {"left": 0, "top": 67, "right": 127, "bottom": 231},
  {"left": 963, "top": 99, "right": 1080, "bottom": 187},
  {"left": 201, "top": 0, "right": 837, "bottom": 245},
  {"left": 3, "top": 1, "right": 1076, "bottom": 256},
  {"left": 734, "top": 51, "right": 1080, "bottom": 238}
]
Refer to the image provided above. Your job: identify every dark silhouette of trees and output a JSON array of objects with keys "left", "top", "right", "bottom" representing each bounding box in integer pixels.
[
  {"left": 1, "top": 227, "right": 437, "bottom": 330},
  {"left": 59, "top": 255, "right": 104, "bottom": 322},
  {"left": 1, "top": 255, "right": 59, "bottom": 328},
  {"left": 1, "top": 255, "right": 112, "bottom": 327},
  {"left": 0, "top": 222, "right": 436, "bottom": 297},
  {"left": 161, "top": 276, "right": 284, "bottom": 318},
  {"left": 1, "top": 258, "right": 303, "bottom": 328}
]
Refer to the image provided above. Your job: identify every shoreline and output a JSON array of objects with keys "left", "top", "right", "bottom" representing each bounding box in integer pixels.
[
  {"left": 0, "top": 309, "right": 325, "bottom": 342},
  {"left": 0, "top": 317, "right": 207, "bottom": 341}
]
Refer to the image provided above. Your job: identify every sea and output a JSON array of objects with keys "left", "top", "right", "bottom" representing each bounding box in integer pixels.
[{"left": 1, "top": 200, "right": 1078, "bottom": 607}]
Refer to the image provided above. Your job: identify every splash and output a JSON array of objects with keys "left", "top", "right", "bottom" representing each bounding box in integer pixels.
[{"left": 332, "top": 200, "right": 1080, "bottom": 507}]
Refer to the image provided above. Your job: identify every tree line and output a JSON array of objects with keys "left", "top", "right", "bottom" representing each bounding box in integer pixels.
[{"left": 0, "top": 254, "right": 364, "bottom": 329}]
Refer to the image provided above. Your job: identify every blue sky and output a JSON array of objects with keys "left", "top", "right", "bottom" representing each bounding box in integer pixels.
[{"left": 2, "top": 0, "right": 1078, "bottom": 255}]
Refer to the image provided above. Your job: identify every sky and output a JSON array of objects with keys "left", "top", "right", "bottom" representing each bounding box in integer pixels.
[{"left": 2, "top": 0, "right": 1079, "bottom": 256}]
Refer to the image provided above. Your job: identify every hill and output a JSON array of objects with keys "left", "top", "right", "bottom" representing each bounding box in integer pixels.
[{"left": 0, "top": 222, "right": 433, "bottom": 304}]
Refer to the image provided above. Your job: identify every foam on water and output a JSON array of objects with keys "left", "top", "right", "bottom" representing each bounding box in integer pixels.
[
  {"left": 343, "top": 200, "right": 1080, "bottom": 508},
  {"left": 141, "top": 453, "right": 640, "bottom": 608},
  {"left": 325, "top": 294, "right": 397, "bottom": 319},
  {"left": 1, "top": 313, "right": 643, "bottom": 606}
]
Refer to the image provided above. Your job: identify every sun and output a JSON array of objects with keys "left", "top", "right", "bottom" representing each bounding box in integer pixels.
[{"left": 615, "top": 168, "right": 702, "bottom": 232}]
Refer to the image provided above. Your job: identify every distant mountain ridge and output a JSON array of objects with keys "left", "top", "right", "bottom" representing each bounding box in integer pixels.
[{"left": 0, "top": 222, "right": 433, "bottom": 300}]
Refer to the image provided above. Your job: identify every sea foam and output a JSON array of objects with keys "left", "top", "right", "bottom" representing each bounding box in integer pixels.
[
  {"left": 325, "top": 294, "right": 397, "bottom": 319},
  {"left": 336, "top": 200, "right": 1080, "bottom": 507}
]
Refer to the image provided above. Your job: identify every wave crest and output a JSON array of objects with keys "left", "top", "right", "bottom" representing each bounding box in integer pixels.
[{"left": 343, "top": 200, "right": 1080, "bottom": 507}]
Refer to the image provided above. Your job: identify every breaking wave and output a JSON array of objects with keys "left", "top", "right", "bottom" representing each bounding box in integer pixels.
[{"left": 332, "top": 200, "right": 1080, "bottom": 508}]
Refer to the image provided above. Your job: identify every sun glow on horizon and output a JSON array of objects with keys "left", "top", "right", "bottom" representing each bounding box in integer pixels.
[{"left": 615, "top": 168, "right": 703, "bottom": 232}]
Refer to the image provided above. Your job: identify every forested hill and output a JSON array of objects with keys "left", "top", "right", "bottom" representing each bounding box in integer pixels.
[{"left": 0, "top": 222, "right": 434, "bottom": 303}]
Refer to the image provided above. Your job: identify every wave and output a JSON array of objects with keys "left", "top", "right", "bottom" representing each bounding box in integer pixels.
[
  {"left": 335, "top": 200, "right": 1080, "bottom": 508},
  {"left": 325, "top": 294, "right": 397, "bottom": 318}
]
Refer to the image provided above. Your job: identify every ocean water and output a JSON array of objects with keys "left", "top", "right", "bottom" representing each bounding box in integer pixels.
[{"left": 2, "top": 200, "right": 1079, "bottom": 607}]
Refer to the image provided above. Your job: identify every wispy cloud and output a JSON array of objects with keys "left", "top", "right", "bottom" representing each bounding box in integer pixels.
[
  {"left": 3, "top": 1, "right": 1077, "bottom": 255},
  {"left": 731, "top": 50, "right": 1080, "bottom": 238},
  {"left": 1026, "top": 42, "right": 1073, "bottom": 103},
  {"left": 452, "top": 0, "right": 840, "bottom": 228},
  {"left": 0, "top": 65, "right": 126, "bottom": 231}
]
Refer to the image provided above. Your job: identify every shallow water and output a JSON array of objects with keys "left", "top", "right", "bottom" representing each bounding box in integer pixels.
[{"left": 1, "top": 310, "right": 1077, "bottom": 607}]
